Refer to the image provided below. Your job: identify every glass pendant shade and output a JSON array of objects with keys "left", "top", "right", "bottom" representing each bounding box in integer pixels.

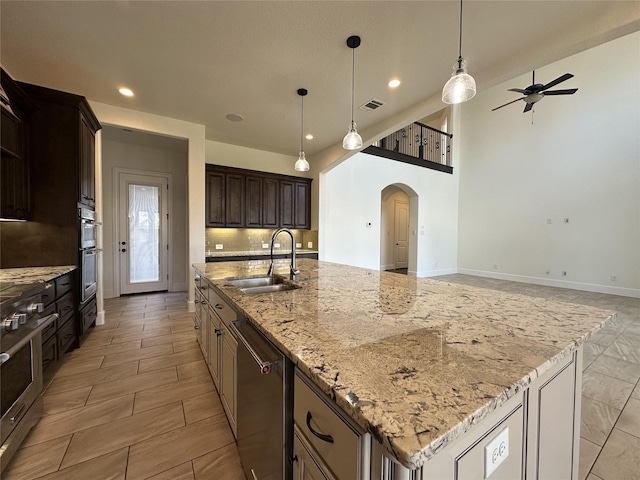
[
  {"left": 343, "top": 122, "right": 363, "bottom": 150},
  {"left": 295, "top": 151, "right": 309, "bottom": 172},
  {"left": 442, "top": 63, "right": 476, "bottom": 104}
]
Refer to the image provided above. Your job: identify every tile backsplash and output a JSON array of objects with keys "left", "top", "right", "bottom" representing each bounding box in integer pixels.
[{"left": 205, "top": 228, "right": 318, "bottom": 255}]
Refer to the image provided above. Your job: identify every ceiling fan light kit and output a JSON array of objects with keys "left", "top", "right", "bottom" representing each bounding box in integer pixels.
[
  {"left": 442, "top": 0, "right": 476, "bottom": 104},
  {"left": 343, "top": 35, "right": 363, "bottom": 151},
  {"left": 295, "top": 88, "right": 310, "bottom": 172}
]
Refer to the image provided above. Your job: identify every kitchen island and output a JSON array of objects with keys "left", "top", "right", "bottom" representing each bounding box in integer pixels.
[{"left": 193, "top": 259, "right": 614, "bottom": 478}]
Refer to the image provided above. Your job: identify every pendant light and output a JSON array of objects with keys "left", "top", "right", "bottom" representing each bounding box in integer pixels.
[
  {"left": 442, "top": 0, "right": 476, "bottom": 104},
  {"left": 294, "top": 88, "right": 310, "bottom": 172},
  {"left": 343, "top": 35, "right": 363, "bottom": 150}
]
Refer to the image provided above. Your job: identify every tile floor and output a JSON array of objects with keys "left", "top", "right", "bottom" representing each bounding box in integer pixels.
[{"left": 3, "top": 276, "right": 639, "bottom": 479}]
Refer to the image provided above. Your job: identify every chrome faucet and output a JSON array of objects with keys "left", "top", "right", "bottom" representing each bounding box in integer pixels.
[{"left": 267, "top": 228, "right": 299, "bottom": 279}]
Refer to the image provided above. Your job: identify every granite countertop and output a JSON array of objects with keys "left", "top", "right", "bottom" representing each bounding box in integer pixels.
[
  {"left": 205, "top": 249, "right": 318, "bottom": 258},
  {"left": 193, "top": 259, "right": 614, "bottom": 470},
  {"left": 0, "top": 265, "right": 77, "bottom": 285}
]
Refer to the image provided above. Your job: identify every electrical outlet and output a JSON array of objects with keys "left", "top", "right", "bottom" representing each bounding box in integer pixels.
[
  {"left": 262, "top": 243, "right": 269, "bottom": 249},
  {"left": 296, "top": 243, "right": 302, "bottom": 248},
  {"left": 215, "top": 244, "right": 223, "bottom": 250},
  {"left": 274, "top": 243, "right": 281, "bottom": 248},
  {"left": 485, "top": 428, "right": 509, "bottom": 478},
  {"left": 307, "top": 242, "right": 313, "bottom": 249}
]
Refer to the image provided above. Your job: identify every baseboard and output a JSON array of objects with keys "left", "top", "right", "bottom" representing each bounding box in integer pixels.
[
  {"left": 96, "top": 309, "right": 105, "bottom": 326},
  {"left": 457, "top": 269, "right": 640, "bottom": 298},
  {"left": 416, "top": 267, "right": 458, "bottom": 278}
]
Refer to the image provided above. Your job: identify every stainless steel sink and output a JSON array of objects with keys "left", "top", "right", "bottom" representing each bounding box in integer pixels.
[{"left": 228, "top": 275, "right": 299, "bottom": 294}]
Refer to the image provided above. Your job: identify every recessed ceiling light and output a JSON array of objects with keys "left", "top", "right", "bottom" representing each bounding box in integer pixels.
[
  {"left": 305, "top": 134, "right": 314, "bottom": 140},
  {"left": 388, "top": 79, "right": 401, "bottom": 88},
  {"left": 119, "top": 87, "right": 134, "bottom": 97},
  {"left": 226, "top": 113, "right": 244, "bottom": 122}
]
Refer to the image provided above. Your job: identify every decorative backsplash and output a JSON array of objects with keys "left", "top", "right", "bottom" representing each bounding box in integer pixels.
[{"left": 205, "top": 228, "right": 318, "bottom": 255}]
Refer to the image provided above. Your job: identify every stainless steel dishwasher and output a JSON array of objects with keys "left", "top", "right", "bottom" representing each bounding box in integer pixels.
[{"left": 229, "top": 319, "right": 293, "bottom": 480}]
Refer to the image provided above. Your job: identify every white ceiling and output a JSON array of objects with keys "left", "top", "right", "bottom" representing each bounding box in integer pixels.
[{"left": 1, "top": 1, "right": 638, "bottom": 157}]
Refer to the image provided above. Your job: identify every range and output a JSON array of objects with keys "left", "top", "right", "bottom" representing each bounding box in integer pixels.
[{"left": 0, "top": 281, "right": 58, "bottom": 472}]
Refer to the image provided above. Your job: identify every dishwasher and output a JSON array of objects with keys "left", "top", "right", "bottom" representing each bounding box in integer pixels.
[{"left": 229, "top": 318, "right": 293, "bottom": 480}]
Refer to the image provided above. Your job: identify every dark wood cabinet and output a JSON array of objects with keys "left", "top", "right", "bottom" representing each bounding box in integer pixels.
[
  {"left": 225, "top": 173, "right": 245, "bottom": 227},
  {"left": 0, "top": 68, "right": 34, "bottom": 220},
  {"left": 79, "top": 113, "right": 96, "bottom": 207},
  {"left": 206, "top": 164, "right": 311, "bottom": 229}
]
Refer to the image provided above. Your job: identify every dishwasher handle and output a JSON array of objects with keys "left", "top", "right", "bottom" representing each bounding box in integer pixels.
[{"left": 229, "top": 320, "right": 277, "bottom": 375}]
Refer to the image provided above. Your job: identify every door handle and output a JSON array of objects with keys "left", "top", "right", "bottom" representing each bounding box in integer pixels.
[
  {"left": 306, "top": 411, "right": 334, "bottom": 443},
  {"left": 121, "top": 249, "right": 127, "bottom": 252}
]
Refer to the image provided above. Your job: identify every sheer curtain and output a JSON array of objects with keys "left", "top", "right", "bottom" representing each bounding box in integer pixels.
[{"left": 128, "top": 184, "right": 160, "bottom": 283}]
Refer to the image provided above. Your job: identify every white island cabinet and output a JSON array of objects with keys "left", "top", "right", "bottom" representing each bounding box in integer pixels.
[{"left": 193, "top": 259, "right": 613, "bottom": 479}]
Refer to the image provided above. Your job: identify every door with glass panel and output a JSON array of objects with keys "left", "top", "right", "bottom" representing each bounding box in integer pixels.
[{"left": 118, "top": 172, "right": 168, "bottom": 295}]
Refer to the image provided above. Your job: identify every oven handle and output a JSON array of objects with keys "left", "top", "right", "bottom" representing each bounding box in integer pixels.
[{"left": 0, "top": 313, "right": 59, "bottom": 365}]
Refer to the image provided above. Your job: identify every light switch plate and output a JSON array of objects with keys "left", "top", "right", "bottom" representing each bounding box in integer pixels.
[
  {"left": 485, "top": 427, "right": 509, "bottom": 478},
  {"left": 307, "top": 242, "right": 313, "bottom": 248},
  {"left": 215, "top": 244, "right": 223, "bottom": 250}
]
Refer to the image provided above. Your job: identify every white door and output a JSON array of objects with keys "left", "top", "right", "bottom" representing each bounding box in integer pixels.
[
  {"left": 394, "top": 200, "right": 409, "bottom": 270},
  {"left": 118, "top": 172, "right": 169, "bottom": 295}
]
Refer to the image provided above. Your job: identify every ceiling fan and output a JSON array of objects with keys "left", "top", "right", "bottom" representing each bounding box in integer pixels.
[{"left": 492, "top": 70, "right": 578, "bottom": 113}]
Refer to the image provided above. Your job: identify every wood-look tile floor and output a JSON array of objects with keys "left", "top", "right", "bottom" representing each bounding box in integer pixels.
[
  {"left": 3, "top": 292, "right": 245, "bottom": 480},
  {"left": 3, "top": 279, "right": 640, "bottom": 479}
]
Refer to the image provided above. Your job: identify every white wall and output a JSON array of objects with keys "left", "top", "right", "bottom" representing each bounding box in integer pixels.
[
  {"left": 321, "top": 152, "right": 459, "bottom": 277},
  {"left": 458, "top": 32, "right": 640, "bottom": 296},
  {"left": 101, "top": 138, "right": 188, "bottom": 298}
]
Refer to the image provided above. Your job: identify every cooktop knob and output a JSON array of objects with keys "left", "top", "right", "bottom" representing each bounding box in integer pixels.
[
  {"left": 4, "top": 315, "right": 20, "bottom": 331},
  {"left": 28, "top": 302, "right": 44, "bottom": 314}
]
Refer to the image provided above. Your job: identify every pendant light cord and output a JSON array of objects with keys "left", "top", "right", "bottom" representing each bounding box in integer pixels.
[
  {"left": 350, "top": 46, "right": 355, "bottom": 127},
  {"left": 300, "top": 95, "right": 304, "bottom": 152},
  {"left": 457, "top": 0, "right": 463, "bottom": 68}
]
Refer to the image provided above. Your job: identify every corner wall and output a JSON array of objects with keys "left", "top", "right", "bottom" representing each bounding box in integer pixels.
[{"left": 457, "top": 32, "right": 640, "bottom": 297}]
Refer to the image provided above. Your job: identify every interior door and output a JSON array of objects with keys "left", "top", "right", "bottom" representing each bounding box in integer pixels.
[
  {"left": 394, "top": 200, "right": 409, "bottom": 270},
  {"left": 118, "top": 172, "right": 168, "bottom": 295}
]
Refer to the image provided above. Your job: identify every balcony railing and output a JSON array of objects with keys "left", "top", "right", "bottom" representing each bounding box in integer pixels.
[{"left": 363, "top": 121, "right": 453, "bottom": 174}]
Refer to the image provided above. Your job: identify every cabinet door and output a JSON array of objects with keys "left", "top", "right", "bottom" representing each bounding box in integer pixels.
[
  {"left": 207, "top": 306, "right": 220, "bottom": 388},
  {"left": 262, "top": 177, "right": 279, "bottom": 228},
  {"left": 206, "top": 171, "right": 225, "bottom": 227},
  {"left": 294, "top": 181, "right": 311, "bottom": 229},
  {"left": 0, "top": 100, "right": 30, "bottom": 220},
  {"left": 280, "top": 180, "right": 295, "bottom": 228},
  {"left": 245, "top": 175, "right": 262, "bottom": 227},
  {"left": 79, "top": 113, "right": 96, "bottom": 207},
  {"left": 293, "top": 431, "right": 333, "bottom": 480},
  {"left": 220, "top": 323, "right": 237, "bottom": 436},
  {"left": 225, "top": 173, "right": 245, "bottom": 227}
]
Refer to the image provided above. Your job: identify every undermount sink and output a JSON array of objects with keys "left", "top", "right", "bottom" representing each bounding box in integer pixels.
[{"left": 228, "top": 275, "right": 299, "bottom": 294}]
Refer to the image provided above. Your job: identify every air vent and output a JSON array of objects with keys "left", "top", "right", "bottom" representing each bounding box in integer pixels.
[{"left": 359, "top": 98, "right": 386, "bottom": 112}]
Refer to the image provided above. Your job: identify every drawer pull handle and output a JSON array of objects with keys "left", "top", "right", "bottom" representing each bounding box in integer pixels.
[
  {"left": 306, "top": 411, "right": 334, "bottom": 444},
  {"left": 215, "top": 304, "right": 224, "bottom": 310}
]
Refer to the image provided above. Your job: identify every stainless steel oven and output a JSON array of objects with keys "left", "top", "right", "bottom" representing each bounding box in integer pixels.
[
  {"left": 79, "top": 205, "right": 97, "bottom": 250},
  {"left": 80, "top": 248, "right": 97, "bottom": 302},
  {"left": 78, "top": 206, "right": 98, "bottom": 303},
  {"left": 0, "top": 286, "right": 58, "bottom": 471}
]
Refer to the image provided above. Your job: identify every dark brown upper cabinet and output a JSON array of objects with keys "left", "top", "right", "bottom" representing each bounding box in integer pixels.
[
  {"left": 206, "top": 164, "right": 311, "bottom": 229},
  {"left": 1, "top": 68, "right": 35, "bottom": 220}
]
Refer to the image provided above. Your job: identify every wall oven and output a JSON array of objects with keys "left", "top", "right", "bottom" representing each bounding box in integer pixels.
[
  {"left": 78, "top": 206, "right": 98, "bottom": 303},
  {"left": 0, "top": 285, "right": 58, "bottom": 471}
]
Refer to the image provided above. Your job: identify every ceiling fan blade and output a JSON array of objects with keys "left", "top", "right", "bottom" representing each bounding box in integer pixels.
[
  {"left": 508, "top": 88, "right": 527, "bottom": 94},
  {"left": 523, "top": 102, "right": 534, "bottom": 113},
  {"left": 542, "top": 88, "right": 578, "bottom": 95},
  {"left": 491, "top": 98, "right": 523, "bottom": 111},
  {"left": 540, "top": 73, "right": 573, "bottom": 91}
]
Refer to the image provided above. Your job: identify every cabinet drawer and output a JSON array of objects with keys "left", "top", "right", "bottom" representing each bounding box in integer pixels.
[
  {"left": 81, "top": 299, "right": 97, "bottom": 333},
  {"left": 41, "top": 303, "right": 57, "bottom": 342},
  {"left": 56, "top": 291, "right": 75, "bottom": 321},
  {"left": 57, "top": 317, "right": 76, "bottom": 355},
  {"left": 208, "top": 287, "right": 236, "bottom": 325},
  {"left": 294, "top": 374, "right": 359, "bottom": 480},
  {"left": 40, "top": 282, "right": 56, "bottom": 307},
  {"left": 42, "top": 334, "right": 58, "bottom": 373},
  {"left": 55, "top": 273, "right": 73, "bottom": 298}
]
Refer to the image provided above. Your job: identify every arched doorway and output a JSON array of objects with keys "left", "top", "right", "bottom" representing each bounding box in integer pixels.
[{"left": 380, "top": 184, "right": 418, "bottom": 275}]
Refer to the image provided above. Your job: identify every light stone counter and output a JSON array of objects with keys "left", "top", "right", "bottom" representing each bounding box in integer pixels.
[
  {"left": 0, "top": 265, "right": 76, "bottom": 285},
  {"left": 193, "top": 259, "right": 614, "bottom": 470}
]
